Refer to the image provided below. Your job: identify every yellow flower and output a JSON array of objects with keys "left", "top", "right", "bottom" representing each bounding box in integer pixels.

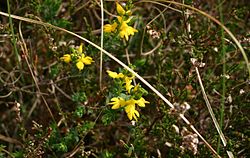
[
  {"left": 125, "top": 99, "right": 139, "bottom": 121},
  {"left": 104, "top": 22, "right": 118, "bottom": 33},
  {"left": 117, "top": 16, "right": 138, "bottom": 41},
  {"left": 125, "top": 77, "right": 134, "bottom": 93},
  {"left": 107, "top": 70, "right": 124, "bottom": 79},
  {"left": 76, "top": 61, "right": 84, "bottom": 70},
  {"left": 116, "top": 2, "right": 131, "bottom": 16},
  {"left": 119, "top": 24, "right": 138, "bottom": 41},
  {"left": 136, "top": 97, "right": 149, "bottom": 107},
  {"left": 76, "top": 54, "right": 94, "bottom": 71},
  {"left": 133, "top": 84, "right": 140, "bottom": 92},
  {"left": 116, "top": 2, "right": 126, "bottom": 15},
  {"left": 82, "top": 56, "right": 93, "bottom": 65},
  {"left": 60, "top": 54, "right": 71, "bottom": 63},
  {"left": 117, "top": 16, "right": 125, "bottom": 24},
  {"left": 79, "top": 54, "right": 94, "bottom": 65},
  {"left": 108, "top": 96, "right": 149, "bottom": 121},
  {"left": 109, "top": 97, "right": 126, "bottom": 109},
  {"left": 78, "top": 43, "right": 83, "bottom": 53}
]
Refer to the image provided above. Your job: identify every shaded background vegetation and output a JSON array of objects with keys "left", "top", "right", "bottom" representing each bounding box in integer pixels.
[{"left": 0, "top": 0, "right": 249, "bottom": 157}]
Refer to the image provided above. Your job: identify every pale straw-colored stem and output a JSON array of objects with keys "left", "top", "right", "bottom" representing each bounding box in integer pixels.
[{"left": 99, "top": 0, "right": 104, "bottom": 89}]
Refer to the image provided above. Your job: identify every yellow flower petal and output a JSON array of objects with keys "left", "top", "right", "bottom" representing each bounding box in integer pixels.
[
  {"left": 134, "top": 110, "right": 139, "bottom": 117},
  {"left": 107, "top": 70, "right": 118, "bottom": 78},
  {"left": 76, "top": 61, "right": 84, "bottom": 70},
  {"left": 127, "top": 112, "right": 133, "bottom": 120},
  {"left": 136, "top": 97, "right": 149, "bottom": 107},
  {"left": 60, "top": 54, "right": 71, "bottom": 63},
  {"left": 124, "top": 101, "right": 140, "bottom": 121},
  {"left": 111, "top": 22, "right": 118, "bottom": 32},
  {"left": 125, "top": 77, "right": 134, "bottom": 93},
  {"left": 78, "top": 43, "right": 83, "bottom": 53},
  {"left": 81, "top": 56, "right": 93, "bottom": 65},
  {"left": 77, "top": 54, "right": 93, "bottom": 67},
  {"left": 133, "top": 84, "right": 140, "bottom": 92},
  {"left": 104, "top": 22, "right": 118, "bottom": 33},
  {"left": 133, "top": 110, "right": 140, "bottom": 121},
  {"left": 109, "top": 97, "right": 126, "bottom": 109},
  {"left": 125, "top": 104, "right": 135, "bottom": 120},
  {"left": 125, "top": 99, "right": 136, "bottom": 106},
  {"left": 104, "top": 24, "right": 112, "bottom": 33},
  {"left": 117, "top": 73, "right": 125, "bottom": 78},
  {"left": 119, "top": 30, "right": 128, "bottom": 41},
  {"left": 109, "top": 98, "right": 120, "bottom": 109},
  {"left": 107, "top": 70, "right": 124, "bottom": 79},
  {"left": 116, "top": 2, "right": 126, "bottom": 15},
  {"left": 119, "top": 20, "right": 138, "bottom": 41},
  {"left": 117, "top": 16, "right": 123, "bottom": 23},
  {"left": 126, "top": 10, "right": 132, "bottom": 16},
  {"left": 124, "top": 17, "right": 131, "bottom": 23}
]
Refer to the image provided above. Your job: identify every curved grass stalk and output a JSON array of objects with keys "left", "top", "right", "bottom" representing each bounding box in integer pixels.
[
  {"left": 100, "top": 0, "right": 104, "bottom": 89},
  {"left": 195, "top": 67, "right": 233, "bottom": 158},
  {"left": 0, "top": 11, "right": 221, "bottom": 158}
]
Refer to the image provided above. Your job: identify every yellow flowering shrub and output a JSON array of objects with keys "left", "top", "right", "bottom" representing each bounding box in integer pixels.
[
  {"left": 107, "top": 70, "right": 149, "bottom": 121},
  {"left": 103, "top": 2, "right": 138, "bottom": 41}
]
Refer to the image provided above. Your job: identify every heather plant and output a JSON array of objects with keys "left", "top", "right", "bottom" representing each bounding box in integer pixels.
[{"left": 0, "top": 0, "right": 249, "bottom": 157}]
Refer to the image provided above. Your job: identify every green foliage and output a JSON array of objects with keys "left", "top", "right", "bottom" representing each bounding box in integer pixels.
[
  {"left": 0, "top": 145, "right": 6, "bottom": 158},
  {"left": 74, "top": 106, "right": 86, "bottom": 118},
  {"left": 101, "top": 150, "right": 115, "bottom": 158},
  {"left": 46, "top": 124, "right": 80, "bottom": 155},
  {"left": 101, "top": 109, "right": 117, "bottom": 125},
  {"left": 72, "top": 91, "right": 87, "bottom": 102},
  {"left": 31, "top": 0, "right": 71, "bottom": 28},
  {"left": 78, "top": 121, "right": 94, "bottom": 134},
  {"left": 0, "top": 0, "right": 249, "bottom": 157},
  {"left": 50, "top": 63, "right": 61, "bottom": 79}
]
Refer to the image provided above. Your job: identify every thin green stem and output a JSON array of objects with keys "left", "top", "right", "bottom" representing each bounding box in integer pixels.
[
  {"left": 217, "top": 0, "right": 226, "bottom": 153},
  {"left": 7, "top": 0, "right": 21, "bottom": 69},
  {"left": 0, "top": 146, "right": 15, "bottom": 158}
]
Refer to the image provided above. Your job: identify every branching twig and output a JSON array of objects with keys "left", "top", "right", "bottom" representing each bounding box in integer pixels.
[{"left": 18, "top": 21, "right": 55, "bottom": 122}]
